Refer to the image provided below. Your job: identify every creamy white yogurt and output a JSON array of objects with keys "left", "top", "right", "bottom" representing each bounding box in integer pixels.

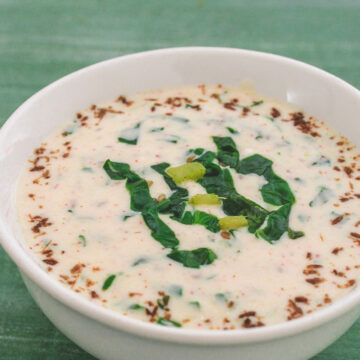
[{"left": 16, "top": 85, "right": 360, "bottom": 330}]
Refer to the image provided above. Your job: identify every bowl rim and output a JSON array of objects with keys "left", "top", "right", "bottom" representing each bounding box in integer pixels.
[{"left": 1, "top": 46, "right": 360, "bottom": 345}]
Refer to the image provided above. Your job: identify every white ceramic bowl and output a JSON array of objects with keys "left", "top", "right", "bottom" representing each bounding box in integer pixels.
[{"left": 1, "top": 47, "right": 360, "bottom": 360}]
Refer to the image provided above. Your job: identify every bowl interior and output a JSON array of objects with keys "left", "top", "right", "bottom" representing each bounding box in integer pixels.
[{"left": 0, "top": 47, "right": 360, "bottom": 342}]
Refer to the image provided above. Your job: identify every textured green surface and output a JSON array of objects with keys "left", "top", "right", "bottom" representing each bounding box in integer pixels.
[{"left": 0, "top": 0, "right": 359, "bottom": 359}]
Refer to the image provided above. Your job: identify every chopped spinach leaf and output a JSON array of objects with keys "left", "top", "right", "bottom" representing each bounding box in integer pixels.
[
  {"left": 118, "top": 122, "right": 141, "bottom": 145},
  {"left": 189, "top": 148, "right": 205, "bottom": 156},
  {"left": 250, "top": 100, "right": 264, "bottom": 107},
  {"left": 189, "top": 301, "right": 201, "bottom": 309},
  {"left": 132, "top": 257, "right": 149, "bottom": 267},
  {"left": 179, "top": 210, "right": 220, "bottom": 233},
  {"left": 157, "top": 295, "right": 170, "bottom": 309},
  {"left": 167, "top": 248, "right": 217, "bottom": 269},
  {"left": 255, "top": 203, "right": 291, "bottom": 243},
  {"left": 226, "top": 126, "right": 239, "bottom": 134},
  {"left": 78, "top": 234, "right": 86, "bottom": 247},
  {"left": 128, "top": 304, "right": 145, "bottom": 310},
  {"left": 103, "top": 160, "right": 179, "bottom": 248},
  {"left": 309, "top": 186, "right": 333, "bottom": 207},
  {"left": 150, "top": 127, "right": 164, "bottom": 132},
  {"left": 288, "top": 228, "right": 305, "bottom": 239},
  {"left": 102, "top": 274, "right": 116, "bottom": 290},
  {"left": 169, "top": 285, "right": 183, "bottom": 297},
  {"left": 212, "top": 136, "right": 240, "bottom": 168},
  {"left": 311, "top": 156, "right": 331, "bottom": 166},
  {"left": 215, "top": 293, "right": 229, "bottom": 302},
  {"left": 264, "top": 115, "right": 275, "bottom": 122},
  {"left": 142, "top": 206, "right": 179, "bottom": 248},
  {"left": 157, "top": 317, "right": 182, "bottom": 327}
]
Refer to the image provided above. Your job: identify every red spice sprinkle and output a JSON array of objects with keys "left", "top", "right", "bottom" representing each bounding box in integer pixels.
[
  {"left": 350, "top": 232, "right": 360, "bottom": 239},
  {"left": 42, "top": 249, "right": 53, "bottom": 258},
  {"left": 294, "top": 296, "right": 308, "bottom": 304},
  {"left": 42, "top": 258, "right": 58, "bottom": 266},
  {"left": 306, "top": 277, "right": 325, "bottom": 286},
  {"left": 287, "top": 299, "right": 303, "bottom": 320},
  {"left": 286, "top": 112, "right": 320, "bottom": 137},
  {"left": 242, "top": 318, "right": 265, "bottom": 328},
  {"left": 271, "top": 107, "right": 281, "bottom": 118},
  {"left": 331, "top": 215, "right": 343, "bottom": 225},
  {"left": 70, "top": 263, "right": 85, "bottom": 274},
  {"left": 91, "top": 291, "right": 99, "bottom": 299},
  {"left": 117, "top": 95, "right": 134, "bottom": 106},
  {"left": 227, "top": 301, "right": 235, "bottom": 309},
  {"left": 332, "top": 269, "right": 346, "bottom": 278},
  {"left": 343, "top": 166, "right": 353, "bottom": 177},
  {"left": 332, "top": 247, "right": 344, "bottom": 255},
  {"left": 221, "top": 231, "right": 231, "bottom": 239},
  {"left": 34, "top": 147, "right": 46, "bottom": 155},
  {"left": 224, "top": 103, "right": 236, "bottom": 111},
  {"left": 129, "top": 292, "right": 143, "bottom": 297},
  {"left": 30, "top": 216, "right": 52, "bottom": 233},
  {"left": 239, "top": 311, "right": 256, "bottom": 318},
  {"left": 242, "top": 107, "right": 250, "bottom": 116},
  {"left": 307, "top": 264, "right": 323, "bottom": 269},
  {"left": 306, "top": 252, "right": 313, "bottom": 260},
  {"left": 86, "top": 279, "right": 96, "bottom": 287}
]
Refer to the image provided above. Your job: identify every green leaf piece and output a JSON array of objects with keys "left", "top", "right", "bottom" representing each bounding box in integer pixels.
[
  {"left": 118, "top": 122, "right": 141, "bottom": 145},
  {"left": 167, "top": 248, "right": 217, "bottom": 269},
  {"left": 157, "top": 317, "right": 182, "bottom": 327},
  {"left": 102, "top": 274, "right": 116, "bottom": 290},
  {"left": 256, "top": 203, "right": 291, "bottom": 243}
]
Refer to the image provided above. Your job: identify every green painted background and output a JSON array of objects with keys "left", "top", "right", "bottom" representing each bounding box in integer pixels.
[{"left": 0, "top": 0, "right": 359, "bottom": 359}]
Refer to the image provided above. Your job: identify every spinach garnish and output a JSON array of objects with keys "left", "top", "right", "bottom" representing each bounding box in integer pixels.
[
  {"left": 132, "top": 257, "right": 149, "bottom": 267},
  {"left": 179, "top": 210, "right": 220, "bottom": 233},
  {"left": 189, "top": 301, "right": 201, "bottom": 309},
  {"left": 167, "top": 248, "right": 217, "bottom": 269},
  {"left": 150, "top": 127, "right": 165, "bottom": 133},
  {"left": 151, "top": 162, "right": 188, "bottom": 219},
  {"left": 118, "top": 122, "right": 141, "bottom": 145},
  {"left": 214, "top": 140, "right": 295, "bottom": 206},
  {"left": 78, "top": 234, "right": 86, "bottom": 247},
  {"left": 311, "top": 156, "right": 331, "bottom": 166},
  {"left": 82, "top": 167, "right": 93, "bottom": 172},
  {"left": 128, "top": 304, "right": 145, "bottom": 310},
  {"left": 157, "top": 295, "right": 170, "bottom": 309},
  {"left": 226, "top": 126, "right": 239, "bottom": 135},
  {"left": 255, "top": 203, "right": 291, "bottom": 242},
  {"left": 104, "top": 160, "right": 217, "bottom": 268},
  {"left": 157, "top": 317, "right": 182, "bottom": 327},
  {"left": 250, "top": 100, "right": 264, "bottom": 107},
  {"left": 309, "top": 186, "right": 333, "bottom": 207},
  {"left": 104, "top": 133, "right": 304, "bottom": 265},
  {"left": 169, "top": 285, "right": 183, "bottom": 297},
  {"left": 102, "top": 274, "right": 116, "bottom": 290},
  {"left": 198, "top": 137, "right": 302, "bottom": 241},
  {"left": 215, "top": 292, "right": 230, "bottom": 303},
  {"left": 212, "top": 136, "right": 240, "bottom": 169},
  {"left": 152, "top": 163, "right": 220, "bottom": 232},
  {"left": 104, "top": 160, "right": 179, "bottom": 248}
]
